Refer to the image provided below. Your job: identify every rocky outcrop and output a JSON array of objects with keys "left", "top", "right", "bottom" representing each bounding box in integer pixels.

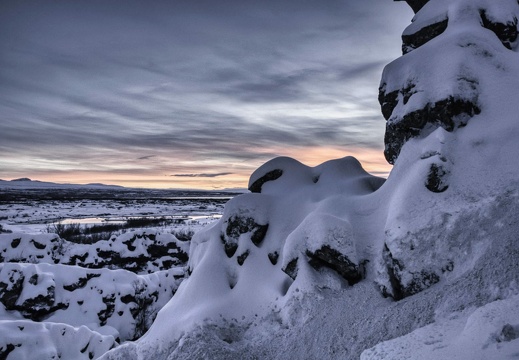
[
  {"left": 306, "top": 246, "right": 365, "bottom": 286},
  {"left": 395, "top": 0, "right": 430, "bottom": 14},
  {"left": 248, "top": 169, "right": 283, "bottom": 193},
  {"left": 375, "top": 0, "right": 519, "bottom": 300},
  {"left": 379, "top": 0, "right": 519, "bottom": 165},
  {"left": 0, "top": 263, "right": 183, "bottom": 342}
]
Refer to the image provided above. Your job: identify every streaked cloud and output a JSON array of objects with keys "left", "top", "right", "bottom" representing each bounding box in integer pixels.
[
  {"left": 172, "top": 173, "right": 233, "bottom": 178},
  {"left": 0, "top": 0, "right": 413, "bottom": 188}
]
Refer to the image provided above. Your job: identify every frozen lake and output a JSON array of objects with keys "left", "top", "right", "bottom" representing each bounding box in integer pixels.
[{"left": 0, "top": 187, "right": 241, "bottom": 237}]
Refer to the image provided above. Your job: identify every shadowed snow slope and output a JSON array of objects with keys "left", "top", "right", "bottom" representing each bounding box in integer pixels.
[{"left": 102, "top": 0, "right": 519, "bottom": 359}]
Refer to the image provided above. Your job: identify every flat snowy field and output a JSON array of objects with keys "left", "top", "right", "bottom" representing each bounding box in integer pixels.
[{"left": 0, "top": 185, "right": 237, "bottom": 236}]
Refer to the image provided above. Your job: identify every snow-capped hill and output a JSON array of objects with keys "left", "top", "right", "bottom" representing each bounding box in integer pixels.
[{"left": 0, "top": 178, "right": 124, "bottom": 190}]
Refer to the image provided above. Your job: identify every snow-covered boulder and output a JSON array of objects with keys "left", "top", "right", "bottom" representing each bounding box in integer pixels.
[
  {"left": 0, "top": 231, "right": 189, "bottom": 274},
  {"left": 0, "top": 262, "right": 183, "bottom": 342}
]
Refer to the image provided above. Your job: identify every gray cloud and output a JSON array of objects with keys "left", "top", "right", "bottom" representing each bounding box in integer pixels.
[
  {"left": 0, "top": 0, "right": 413, "bottom": 184},
  {"left": 172, "top": 173, "right": 233, "bottom": 178}
]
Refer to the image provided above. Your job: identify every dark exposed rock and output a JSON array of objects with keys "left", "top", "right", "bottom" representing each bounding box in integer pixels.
[
  {"left": 148, "top": 242, "right": 188, "bottom": 263},
  {"left": 378, "top": 86, "right": 398, "bottom": 121},
  {"left": 68, "top": 253, "right": 89, "bottom": 265},
  {"left": 283, "top": 258, "right": 299, "bottom": 280},
  {"left": 30, "top": 239, "right": 46, "bottom": 250},
  {"left": 0, "top": 269, "right": 24, "bottom": 309},
  {"left": 98, "top": 294, "right": 116, "bottom": 326},
  {"left": 221, "top": 234, "right": 238, "bottom": 258},
  {"left": 28, "top": 274, "right": 38, "bottom": 285},
  {"left": 395, "top": 0, "right": 430, "bottom": 14},
  {"left": 380, "top": 244, "right": 441, "bottom": 300},
  {"left": 498, "top": 324, "right": 519, "bottom": 342},
  {"left": 225, "top": 216, "right": 269, "bottom": 246},
  {"left": 425, "top": 163, "right": 450, "bottom": 193},
  {"left": 63, "top": 273, "right": 101, "bottom": 292},
  {"left": 268, "top": 252, "right": 279, "bottom": 265},
  {"left": 10, "top": 238, "right": 21, "bottom": 249},
  {"left": 306, "top": 246, "right": 363, "bottom": 286},
  {"left": 0, "top": 343, "right": 20, "bottom": 360},
  {"left": 237, "top": 251, "right": 250, "bottom": 266},
  {"left": 383, "top": 96, "right": 480, "bottom": 164},
  {"left": 221, "top": 216, "right": 269, "bottom": 258},
  {"left": 250, "top": 224, "right": 268, "bottom": 246},
  {"left": 480, "top": 10, "right": 518, "bottom": 50},
  {"left": 122, "top": 238, "right": 137, "bottom": 251},
  {"left": 248, "top": 169, "right": 283, "bottom": 193},
  {"left": 402, "top": 18, "right": 448, "bottom": 54},
  {"left": 121, "top": 294, "right": 134, "bottom": 304}
]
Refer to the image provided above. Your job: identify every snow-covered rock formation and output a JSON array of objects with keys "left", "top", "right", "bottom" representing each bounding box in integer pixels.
[
  {"left": 101, "top": 0, "right": 519, "bottom": 359},
  {"left": 0, "top": 231, "right": 188, "bottom": 358},
  {"left": 0, "top": 231, "right": 189, "bottom": 274}
]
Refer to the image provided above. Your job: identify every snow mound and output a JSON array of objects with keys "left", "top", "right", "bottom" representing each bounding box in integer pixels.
[
  {"left": 361, "top": 294, "right": 519, "bottom": 360},
  {"left": 0, "top": 320, "right": 116, "bottom": 360}
]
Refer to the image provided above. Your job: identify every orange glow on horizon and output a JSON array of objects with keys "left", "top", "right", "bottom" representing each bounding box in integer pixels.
[{"left": 9, "top": 146, "right": 392, "bottom": 190}]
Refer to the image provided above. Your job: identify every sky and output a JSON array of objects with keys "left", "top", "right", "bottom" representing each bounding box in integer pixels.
[{"left": 0, "top": 0, "right": 413, "bottom": 190}]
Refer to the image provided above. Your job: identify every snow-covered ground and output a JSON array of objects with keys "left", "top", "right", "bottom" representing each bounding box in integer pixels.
[{"left": 0, "top": 187, "right": 234, "bottom": 359}]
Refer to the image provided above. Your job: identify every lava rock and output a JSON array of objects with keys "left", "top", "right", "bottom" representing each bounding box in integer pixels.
[
  {"left": 248, "top": 169, "right": 283, "bottom": 193},
  {"left": 480, "top": 10, "right": 518, "bottom": 50},
  {"left": 0, "top": 269, "right": 24, "bottom": 309},
  {"left": 383, "top": 96, "right": 480, "bottom": 164},
  {"left": 425, "top": 163, "right": 450, "bottom": 193},
  {"left": 282, "top": 258, "right": 299, "bottom": 280},
  {"left": 402, "top": 17, "right": 448, "bottom": 54},
  {"left": 306, "top": 245, "right": 363, "bottom": 285},
  {"left": 380, "top": 244, "right": 441, "bottom": 300}
]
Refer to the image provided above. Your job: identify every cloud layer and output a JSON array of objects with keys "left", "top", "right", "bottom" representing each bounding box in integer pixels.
[{"left": 0, "top": 0, "right": 412, "bottom": 188}]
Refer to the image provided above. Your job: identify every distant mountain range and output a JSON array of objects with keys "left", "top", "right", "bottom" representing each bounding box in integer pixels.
[
  {"left": 0, "top": 178, "right": 125, "bottom": 190},
  {"left": 0, "top": 178, "right": 248, "bottom": 193}
]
